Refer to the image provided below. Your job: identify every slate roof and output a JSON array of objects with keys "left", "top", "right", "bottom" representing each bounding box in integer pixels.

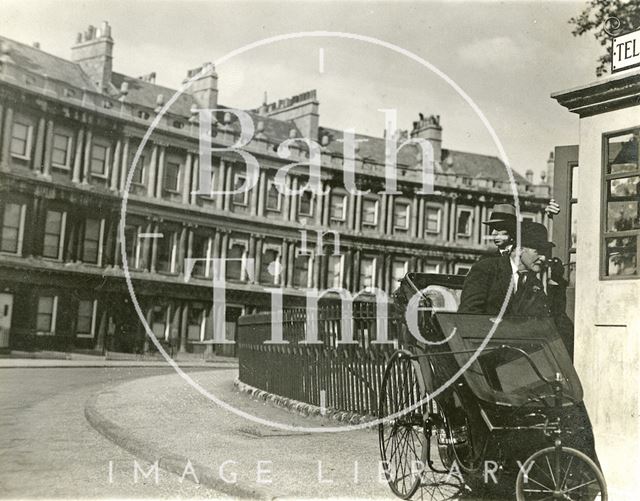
[
  {"left": 109, "top": 72, "right": 196, "bottom": 117},
  {"left": 0, "top": 33, "right": 530, "bottom": 185},
  {"left": 0, "top": 35, "right": 96, "bottom": 90}
]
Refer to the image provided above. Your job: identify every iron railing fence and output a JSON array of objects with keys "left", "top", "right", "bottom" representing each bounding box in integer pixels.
[{"left": 238, "top": 298, "right": 416, "bottom": 417}]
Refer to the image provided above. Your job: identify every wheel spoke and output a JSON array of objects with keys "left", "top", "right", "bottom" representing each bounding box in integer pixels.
[
  {"left": 560, "top": 454, "right": 575, "bottom": 490},
  {"left": 545, "top": 455, "right": 557, "bottom": 487},
  {"left": 563, "top": 478, "right": 598, "bottom": 493},
  {"left": 524, "top": 475, "right": 555, "bottom": 491}
]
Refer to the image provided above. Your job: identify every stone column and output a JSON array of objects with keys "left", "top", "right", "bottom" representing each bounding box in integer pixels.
[
  {"left": 119, "top": 137, "right": 129, "bottom": 192},
  {"left": 220, "top": 232, "right": 229, "bottom": 260},
  {"left": 190, "top": 157, "right": 199, "bottom": 205},
  {"left": 386, "top": 195, "right": 395, "bottom": 234},
  {"left": 42, "top": 119, "right": 54, "bottom": 178},
  {"left": 443, "top": 199, "right": 450, "bottom": 242},
  {"left": 315, "top": 182, "right": 325, "bottom": 225},
  {"left": 215, "top": 158, "right": 224, "bottom": 209},
  {"left": 282, "top": 176, "right": 291, "bottom": 221},
  {"left": 150, "top": 223, "right": 159, "bottom": 273},
  {"left": 345, "top": 248, "right": 353, "bottom": 290},
  {"left": 177, "top": 226, "right": 187, "bottom": 274},
  {"left": 147, "top": 144, "right": 157, "bottom": 197},
  {"left": 379, "top": 193, "right": 387, "bottom": 234},
  {"left": 287, "top": 241, "right": 295, "bottom": 287},
  {"left": 280, "top": 239, "right": 288, "bottom": 287},
  {"left": 418, "top": 198, "right": 425, "bottom": 238},
  {"left": 182, "top": 152, "right": 193, "bottom": 204},
  {"left": 179, "top": 302, "right": 189, "bottom": 353},
  {"left": 81, "top": 129, "right": 93, "bottom": 184},
  {"left": 449, "top": 198, "right": 457, "bottom": 241},
  {"left": 249, "top": 171, "right": 259, "bottom": 215},
  {"left": 0, "top": 106, "right": 14, "bottom": 169},
  {"left": 354, "top": 193, "right": 362, "bottom": 232},
  {"left": 223, "top": 161, "right": 233, "bottom": 211},
  {"left": 72, "top": 128, "right": 84, "bottom": 183},
  {"left": 354, "top": 249, "right": 362, "bottom": 290},
  {"left": 156, "top": 145, "right": 165, "bottom": 198},
  {"left": 256, "top": 171, "right": 266, "bottom": 217},
  {"left": 248, "top": 235, "right": 257, "bottom": 283},
  {"left": 411, "top": 197, "right": 419, "bottom": 238},
  {"left": 254, "top": 238, "right": 263, "bottom": 283},
  {"left": 110, "top": 139, "right": 122, "bottom": 191},
  {"left": 33, "top": 116, "right": 46, "bottom": 174},
  {"left": 289, "top": 177, "right": 298, "bottom": 221},
  {"left": 474, "top": 204, "right": 481, "bottom": 245},
  {"left": 212, "top": 231, "right": 221, "bottom": 259},
  {"left": 322, "top": 184, "right": 331, "bottom": 226}
]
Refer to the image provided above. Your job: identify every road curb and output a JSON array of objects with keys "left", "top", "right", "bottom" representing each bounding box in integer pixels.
[
  {"left": 84, "top": 387, "right": 262, "bottom": 499},
  {"left": 233, "top": 378, "right": 376, "bottom": 429}
]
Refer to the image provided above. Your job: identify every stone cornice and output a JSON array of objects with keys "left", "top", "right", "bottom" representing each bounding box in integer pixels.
[{"left": 552, "top": 70, "right": 640, "bottom": 117}]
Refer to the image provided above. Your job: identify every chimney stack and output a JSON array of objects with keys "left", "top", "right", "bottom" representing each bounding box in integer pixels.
[
  {"left": 71, "top": 21, "right": 113, "bottom": 92},
  {"left": 262, "top": 90, "right": 319, "bottom": 140},
  {"left": 525, "top": 169, "right": 534, "bottom": 183},
  {"left": 410, "top": 114, "right": 442, "bottom": 165},
  {"left": 185, "top": 63, "right": 218, "bottom": 109},
  {"left": 546, "top": 151, "right": 555, "bottom": 190}
]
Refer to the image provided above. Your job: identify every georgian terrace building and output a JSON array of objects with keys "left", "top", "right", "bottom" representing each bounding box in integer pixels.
[{"left": 0, "top": 23, "right": 551, "bottom": 355}]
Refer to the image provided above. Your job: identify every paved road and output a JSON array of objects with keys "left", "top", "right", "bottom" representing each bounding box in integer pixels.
[{"left": 0, "top": 367, "right": 226, "bottom": 498}]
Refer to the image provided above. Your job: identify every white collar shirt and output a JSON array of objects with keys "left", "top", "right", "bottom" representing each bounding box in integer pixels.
[{"left": 509, "top": 254, "right": 520, "bottom": 291}]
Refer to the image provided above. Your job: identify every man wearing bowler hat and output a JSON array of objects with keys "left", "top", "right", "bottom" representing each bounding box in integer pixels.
[{"left": 459, "top": 220, "right": 573, "bottom": 355}]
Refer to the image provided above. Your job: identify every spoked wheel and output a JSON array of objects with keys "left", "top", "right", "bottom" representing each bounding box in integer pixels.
[
  {"left": 515, "top": 447, "right": 607, "bottom": 501},
  {"left": 378, "top": 349, "right": 428, "bottom": 499}
]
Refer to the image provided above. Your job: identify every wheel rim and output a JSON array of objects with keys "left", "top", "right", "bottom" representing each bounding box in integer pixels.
[
  {"left": 516, "top": 447, "right": 607, "bottom": 501},
  {"left": 378, "top": 351, "right": 427, "bottom": 499}
]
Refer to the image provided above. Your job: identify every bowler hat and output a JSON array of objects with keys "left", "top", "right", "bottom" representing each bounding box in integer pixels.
[
  {"left": 482, "top": 203, "right": 517, "bottom": 225},
  {"left": 520, "top": 221, "right": 555, "bottom": 250}
]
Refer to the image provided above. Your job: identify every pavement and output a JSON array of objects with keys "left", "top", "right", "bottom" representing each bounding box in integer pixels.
[
  {"left": 84, "top": 368, "right": 482, "bottom": 500},
  {"left": 0, "top": 350, "right": 238, "bottom": 368}
]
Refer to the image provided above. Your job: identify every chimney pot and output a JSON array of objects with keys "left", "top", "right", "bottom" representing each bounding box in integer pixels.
[
  {"left": 525, "top": 169, "right": 534, "bottom": 183},
  {"left": 32, "top": 42, "right": 40, "bottom": 49}
]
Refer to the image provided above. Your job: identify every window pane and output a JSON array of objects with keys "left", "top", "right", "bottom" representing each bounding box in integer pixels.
[
  {"left": 52, "top": 134, "right": 70, "bottom": 166},
  {"left": 608, "top": 176, "right": 639, "bottom": 198},
  {"left": 156, "top": 232, "right": 174, "bottom": 273},
  {"left": 164, "top": 162, "right": 180, "bottom": 191},
  {"left": 82, "top": 219, "right": 101, "bottom": 263},
  {"left": 608, "top": 132, "right": 638, "bottom": 174},
  {"left": 360, "top": 258, "right": 374, "bottom": 288},
  {"left": 457, "top": 211, "right": 472, "bottom": 235},
  {"left": 77, "top": 300, "right": 93, "bottom": 334},
  {"left": 328, "top": 256, "right": 341, "bottom": 288},
  {"left": 10, "top": 123, "right": 29, "bottom": 156},
  {"left": 392, "top": 262, "right": 406, "bottom": 284},
  {"left": 191, "top": 234, "right": 208, "bottom": 277},
  {"left": 266, "top": 183, "right": 281, "bottom": 211},
  {"left": 187, "top": 307, "right": 204, "bottom": 341},
  {"left": 362, "top": 199, "right": 377, "bottom": 225},
  {"left": 131, "top": 154, "right": 145, "bottom": 184},
  {"left": 330, "top": 195, "right": 346, "bottom": 220},
  {"left": 605, "top": 236, "right": 637, "bottom": 276},
  {"left": 1, "top": 203, "right": 21, "bottom": 253},
  {"left": 425, "top": 207, "right": 440, "bottom": 233},
  {"left": 293, "top": 254, "right": 309, "bottom": 287},
  {"left": 232, "top": 175, "right": 247, "bottom": 205},
  {"left": 226, "top": 243, "right": 245, "bottom": 280},
  {"left": 607, "top": 201, "right": 640, "bottom": 231},
  {"left": 43, "top": 211, "right": 63, "bottom": 258},
  {"left": 91, "top": 145, "right": 107, "bottom": 175},
  {"left": 299, "top": 191, "right": 313, "bottom": 216},
  {"left": 151, "top": 307, "right": 167, "bottom": 340},
  {"left": 36, "top": 296, "right": 54, "bottom": 331},
  {"left": 394, "top": 204, "right": 409, "bottom": 228},
  {"left": 260, "top": 249, "right": 279, "bottom": 283}
]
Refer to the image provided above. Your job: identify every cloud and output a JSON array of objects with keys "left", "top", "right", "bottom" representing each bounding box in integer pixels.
[{"left": 457, "top": 36, "right": 525, "bottom": 68}]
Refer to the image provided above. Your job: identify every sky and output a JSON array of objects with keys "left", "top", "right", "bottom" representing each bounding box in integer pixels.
[{"left": 0, "top": 0, "right": 605, "bottom": 181}]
